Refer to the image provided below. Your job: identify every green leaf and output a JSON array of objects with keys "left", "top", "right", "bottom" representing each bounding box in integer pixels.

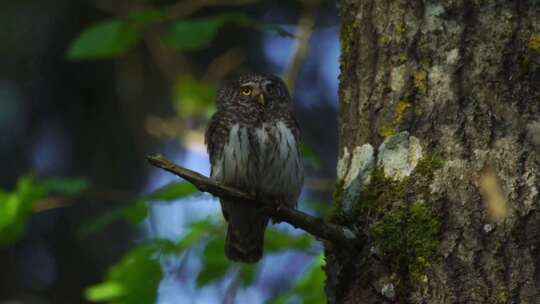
[
  {"left": 240, "top": 264, "right": 257, "bottom": 286},
  {"left": 67, "top": 20, "right": 141, "bottom": 60},
  {"left": 274, "top": 255, "right": 326, "bottom": 304},
  {"left": 173, "top": 76, "right": 216, "bottom": 118},
  {"left": 152, "top": 219, "right": 218, "bottom": 255},
  {"left": 265, "top": 229, "right": 313, "bottom": 253},
  {"left": 1, "top": 176, "right": 90, "bottom": 244},
  {"left": 41, "top": 178, "right": 89, "bottom": 196},
  {"left": 163, "top": 18, "right": 222, "bottom": 50},
  {"left": 122, "top": 200, "right": 148, "bottom": 224},
  {"left": 179, "top": 219, "right": 218, "bottom": 247},
  {"left": 128, "top": 9, "right": 165, "bottom": 25},
  {"left": 300, "top": 143, "right": 322, "bottom": 170},
  {"left": 77, "top": 203, "right": 148, "bottom": 239},
  {"left": 77, "top": 209, "right": 125, "bottom": 238},
  {"left": 145, "top": 182, "right": 198, "bottom": 203},
  {"left": 85, "top": 246, "right": 162, "bottom": 303},
  {"left": 0, "top": 177, "right": 47, "bottom": 246},
  {"left": 163, "top": 13, "right": 294, "bottom": 51},
  {"left": 78, "top": 183, "right": 198, "bottom": 237},
  {"left": 86, "top": 282, "right": 124, "bottom": 301},
  {"left": 197, "top": 237, "right": 230, "bottom": 287},
  {"left": 218, "top": 13, "right": 294, "bottom": 38}
]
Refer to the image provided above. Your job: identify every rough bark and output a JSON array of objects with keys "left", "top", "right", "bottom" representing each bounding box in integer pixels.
[{"left": 327, "top": 0, "right": 540, "bottom": 303}]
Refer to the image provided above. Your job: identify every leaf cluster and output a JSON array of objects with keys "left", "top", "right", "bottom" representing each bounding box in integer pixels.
[{"left": 0, "top": 176, "right": 88, "bottom": 246}]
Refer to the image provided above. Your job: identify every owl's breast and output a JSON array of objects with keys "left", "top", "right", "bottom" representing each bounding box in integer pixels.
[
  {"left": 255, "top": 121, "right": 304, "bottom": 204},
  {"left": 211, "top": 121, "right": 303, "bottom": 205}
]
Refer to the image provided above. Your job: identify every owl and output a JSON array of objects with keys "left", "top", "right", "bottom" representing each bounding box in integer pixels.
[{"left": 205, "top": 73, "right": 304, "bottom": 263}]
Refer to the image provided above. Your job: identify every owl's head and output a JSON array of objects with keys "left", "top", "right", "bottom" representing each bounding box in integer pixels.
[{"left": 217, "top": 73, "right": 291, "bottom": 111}]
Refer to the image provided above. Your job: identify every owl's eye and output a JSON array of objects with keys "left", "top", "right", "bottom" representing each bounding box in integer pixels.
[{"left": 241, "top": 87, "right": 252, "bottom": 96}]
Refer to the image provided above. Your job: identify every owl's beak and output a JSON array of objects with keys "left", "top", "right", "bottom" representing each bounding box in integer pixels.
[{"left": 258, "top": 93, "right": 265, "bottom": 106}]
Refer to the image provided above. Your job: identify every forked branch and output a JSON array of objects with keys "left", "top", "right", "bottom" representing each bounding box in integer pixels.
[{"left": 147, "top": 154, "right": 357, "bottom": 247}]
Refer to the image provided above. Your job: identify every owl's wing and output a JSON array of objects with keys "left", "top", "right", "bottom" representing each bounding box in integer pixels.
[
  {"left": 285, "top": 112, "right": 301, "bottom": 143},
  {"left": 205, "top": 112, "right": 227, "bottom": 168}
]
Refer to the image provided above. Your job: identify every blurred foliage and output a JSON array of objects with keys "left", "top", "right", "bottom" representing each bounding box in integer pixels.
[
  {"left": 41, "top": 178, "right": 90, "bottom": 195},
  {"left": 300, "top": 143, "right": 322, "bottom": 170},
  {"left": 274, "top": 255, "right": 326, "bottom": 304},
  {"left": 86, "top": 246, "right": 162, "bottom": 304},
  {"left": 164, "top": 13, "right": 292, "bottom": 50},
  {"left": 0, "top": 176, "right": 88, "bottom": 246},
  {"left": 78, "top": 182, "right": 198, "bottom": 237},
  {"left": 80, "top": 181, "right": 318, "bottom": 303},
  {"left": 67, "top": 10, "right": 292, "bottom": 60},
  {"left": 196, "top": 227, "right": 314, "bottom": 288},
  {"left": 85, "top": 214, "right": 285, "bottom": 303},
  {"left": 67, "top": 20, "right": 141, "bottom": 60},
  {"left": 303, "top": 200, "right": 332, "bottom": 218},
  {"left": 173, "top": 76, "right": 217, "bottom": 119},
  {"left": 0, "top": 177, "right": 45, "bottom": 246}
]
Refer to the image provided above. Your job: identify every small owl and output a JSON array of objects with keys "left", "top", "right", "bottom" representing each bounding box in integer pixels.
[{"left": 205, "top": 73, "right": 304, "bottom": 263}]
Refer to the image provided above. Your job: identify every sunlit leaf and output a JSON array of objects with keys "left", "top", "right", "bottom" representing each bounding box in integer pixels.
[
  {"left": 85, "top": 246, "right": 162, "bottom": 303},
  {"left": 0, "top": 177, "right": 46, "bottom": 246},
  {"left": 265, "top": 229, "right": 313, "bottom": 253},
  {"left": 197, "top": 237, "right": 229, "bottom": 287},
  {"left": 86, "top": 282, "right": 124, "bottom": 301},
  {"left": 0, "top": 176, "right": 89, "bottom": 244},
  {"left": 67, "top": 20, "right": 141, "bottom": 60}
]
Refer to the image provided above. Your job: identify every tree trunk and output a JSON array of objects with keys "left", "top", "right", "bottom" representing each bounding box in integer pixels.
[{"left": 326, "top": 0, "right": 540, "bottom": 303}]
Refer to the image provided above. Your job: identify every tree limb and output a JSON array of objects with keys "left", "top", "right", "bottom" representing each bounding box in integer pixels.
[{"left": 147, "top": 154, "right": 357, "bottom": 247}]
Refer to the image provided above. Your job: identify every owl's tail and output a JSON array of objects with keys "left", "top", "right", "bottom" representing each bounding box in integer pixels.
[{"left": 223, "top": 201, "right": 269, "bottom": 264}]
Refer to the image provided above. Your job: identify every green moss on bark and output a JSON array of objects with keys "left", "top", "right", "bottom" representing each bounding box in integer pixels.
[
  {"left": 372, "top": 202, "right": 441, "bottom": 286},
  {"left": 339, "top": 154, "right": 444, "bottom": 293},
  {"left": 330, "top": 179, "right": 348, "bottom": 224},
  {"left": 367, "top": 155, "right": 443, "bottom": 292}
]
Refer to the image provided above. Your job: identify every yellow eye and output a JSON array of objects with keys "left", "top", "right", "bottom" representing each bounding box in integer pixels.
[{"left": 241, "top": 87, "right": 252, "bottom": 96}]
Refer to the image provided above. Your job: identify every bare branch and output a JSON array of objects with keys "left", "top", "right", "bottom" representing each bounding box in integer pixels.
[{"left": 147, "top": 154, "right": 357, "bottom": 247}]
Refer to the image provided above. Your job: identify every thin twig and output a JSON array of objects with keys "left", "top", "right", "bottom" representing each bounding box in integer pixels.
[
  {"left": 285, "top": 0, "right": 319, "bottom": 92},
  {"left": 33, "top": 188, "right": 135, "bottom": 213},
  {"left": 147, "top": 154, "right": 357, "bottom": 247}
]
